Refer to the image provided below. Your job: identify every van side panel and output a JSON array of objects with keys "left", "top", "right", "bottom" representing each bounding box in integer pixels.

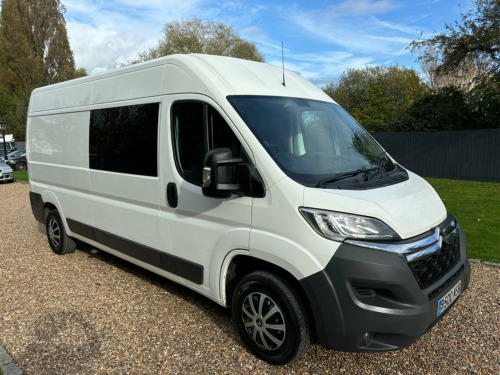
[
  {"left": 29, "top": 81, "right": 93, "bottom": 113},
  {"left": 89, "top": 171, "right": 161, "bottom": 251},
  {"left": 162, "top": 64, "right": 211, "bottom": 95},
  {"left": 93, "top": 66, "right": 165, "bottom": 104},
  {"left": 30, "top": 112, "right": 90, "bottom": 168},
  {"left": 29, "top": 111, "right": 92, "bottom": 226}
]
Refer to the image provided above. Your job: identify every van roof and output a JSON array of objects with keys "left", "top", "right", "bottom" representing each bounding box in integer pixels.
[{"left": 29, "top": 54, "right": 332, "bottom": 114}]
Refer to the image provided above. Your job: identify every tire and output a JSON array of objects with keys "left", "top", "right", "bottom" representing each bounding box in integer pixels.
[
  {"left": 232, "top": 271, "right": 312, "bottom": 365},
  {"left": 15, "top": 162, "right": 27, "bottom": 171},
  {"left": 45, "top": 209, "right": 76, "bottom": 255}
]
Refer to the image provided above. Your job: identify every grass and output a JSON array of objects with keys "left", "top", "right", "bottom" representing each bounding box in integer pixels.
[
  {"left": 13, "top": 170, "right": 28, "bottom": 182},
  {"left": 425, "top": 178, "right": 500, "bottom": 263}
]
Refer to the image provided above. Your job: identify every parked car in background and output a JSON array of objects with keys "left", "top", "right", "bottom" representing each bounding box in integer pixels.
[
  {"left": 7, "top": 149, "right": 26, "bottom": 158},
  {"left": 6, "top": 153, "right": 27, "bottom": 171},
  {"left": 0, "top": 162, "right": 14, "bottom": 183}
]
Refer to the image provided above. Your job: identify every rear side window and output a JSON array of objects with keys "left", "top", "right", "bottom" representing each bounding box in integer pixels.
[{"left": 89, "top": 103, "right": 159, "bottom": 176}]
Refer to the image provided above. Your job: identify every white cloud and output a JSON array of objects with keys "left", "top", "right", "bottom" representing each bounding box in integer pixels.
[
  {"left": 269, "top": 51, "right": 374, "bottom": 85},
  {"left": 67, "top": 22, "right": 155, "bottom": 74},
  {"left": 324, "top": 0, "right": 398, "bottom": 17},
  {"left": 280, "top": 2, "right": 418, "bottom": 59},
  {"left": 369, "top": 17, "right": 422, "bottom": 35},
  {"left": 64, "top": 0, "right": 207, "bottom": 73}
]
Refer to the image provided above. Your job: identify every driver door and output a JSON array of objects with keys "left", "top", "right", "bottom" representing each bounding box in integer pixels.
[{"left": 159, "top": 95, "right": 253, "bottom": 298}]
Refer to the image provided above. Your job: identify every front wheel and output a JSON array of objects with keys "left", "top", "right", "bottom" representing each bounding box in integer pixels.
[
  {"left": 45, "top": 209, "right": 76, "bottom": 255},
  {"left": 232, "top": 271, "right": 312, "bottom": 365}
]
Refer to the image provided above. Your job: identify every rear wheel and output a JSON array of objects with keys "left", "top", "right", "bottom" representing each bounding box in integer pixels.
[
  {"left": 15, "top": 162, "right": 27, "bottom": 171},
  {"left": 232, "top": 271, "right": 311, "bottom": 365},
  {"left": 45, "top": 209, "right": 76, "bottom": 255}
]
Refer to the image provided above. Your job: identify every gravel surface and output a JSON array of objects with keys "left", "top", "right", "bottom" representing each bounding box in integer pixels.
[{"left": 0, "top": 182, "right": 499, "bottom": 374}]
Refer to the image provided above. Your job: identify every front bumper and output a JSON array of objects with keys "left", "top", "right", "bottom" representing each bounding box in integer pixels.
[
  {"left": 0, "top": 171, "right": 14, "bottom": 182},
  {"left": 300, "top": 221, "right": 470, "bottom": 352}
]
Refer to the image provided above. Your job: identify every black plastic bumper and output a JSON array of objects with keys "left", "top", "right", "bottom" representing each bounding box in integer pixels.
[
  {"left": 299, "top": 224, "right": 470, "bottom": 351},
  {"left": 30, "top": 191, "right": 45, "bottom": 224}
]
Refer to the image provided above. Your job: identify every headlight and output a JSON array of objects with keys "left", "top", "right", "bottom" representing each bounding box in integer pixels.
[
  {"left": 5, "top": 168, "right": 13, "bottom": 173},
  {"left": 299, "top": 207, "right": 399, "bottom": 241}
]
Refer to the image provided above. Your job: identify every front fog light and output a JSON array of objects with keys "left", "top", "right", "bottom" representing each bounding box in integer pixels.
[{"left": 299, "top": 207, "right": 399, "bottom": 241}]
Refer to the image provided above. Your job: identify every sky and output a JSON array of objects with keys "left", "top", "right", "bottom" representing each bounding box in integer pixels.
[{"left": 59, "top": 1, "right": 473, "bottom": 85}]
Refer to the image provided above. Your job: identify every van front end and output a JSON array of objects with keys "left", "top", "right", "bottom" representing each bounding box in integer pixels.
[
  {"left": 299, "top": 212, "right": 470, "bottom": 351},
  {"left": 227, "top": 94, "right": 471, "bottom": 360}
]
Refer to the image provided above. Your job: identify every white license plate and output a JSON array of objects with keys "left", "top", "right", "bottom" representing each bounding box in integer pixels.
[{"left": 437, "top": 280, "right": 461, "bottom": 316}]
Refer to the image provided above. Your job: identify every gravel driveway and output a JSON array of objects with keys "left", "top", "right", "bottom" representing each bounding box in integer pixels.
[{"left": 0, "top": 182, "right": 499, "bottom": 374}]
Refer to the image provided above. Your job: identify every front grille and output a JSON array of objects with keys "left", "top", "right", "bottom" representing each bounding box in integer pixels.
[
  {"left": 408, "top": 238, "right": 460, "bottom": 289},
  {"left": 352, "top": 286, "right": 376, "bottom": 298},
  {"left": 428, "top": 265, "right": 464, "bottom": 301}
]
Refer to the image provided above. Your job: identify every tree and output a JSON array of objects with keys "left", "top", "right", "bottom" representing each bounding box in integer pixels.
[
  {"left": 0, "top": 84, "right": 15, "bottom": 125},
  {"left": 324, "top": 66, "right": 429, "bottom": 131},
  {"left": 0, "top": 0, "right": 77, "bottom": 95},
  {"left": 409, "top": 0, "right": 499, "bottom": 84},
  {"left": 467, "top": 71, "right": 500, "bottom": 128},
  {"left": 74, "top": 67, "right": 88, "bottom": 78},
  {"left": 0, "top": 0, "right": 78, "bottom": 138},
  {"left": 409, "top": 0, "right": 499, "bottom": 130},
  {"left": 130, "top": 18, "right": 265, "bottom": 64},
  {"left": 418, "top": 46, "right": 487, "bottom": 91},
  {"left": 389, "top": 86, "right": 476, "bottom": 131}
]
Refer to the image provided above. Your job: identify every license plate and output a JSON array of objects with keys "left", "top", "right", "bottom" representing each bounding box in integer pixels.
[{"left": 437, "top": 280, "right": 461, "bottom": 316}]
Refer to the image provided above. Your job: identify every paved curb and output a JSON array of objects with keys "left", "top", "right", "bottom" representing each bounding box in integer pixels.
[
  {"left": 0, "top": 344, "right": 22, "bottom": 375},
  {"left": 469, "top": 259, "right": 500, "bottom": 268}
]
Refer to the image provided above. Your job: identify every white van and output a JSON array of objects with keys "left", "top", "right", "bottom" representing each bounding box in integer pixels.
[{"left": 27, "top": 54, "right": 470, "bottom": 364}]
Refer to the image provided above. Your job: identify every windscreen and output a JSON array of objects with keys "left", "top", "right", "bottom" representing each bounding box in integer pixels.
[{"left": 228, "top": 96, "right": 394, "bottom": 186}]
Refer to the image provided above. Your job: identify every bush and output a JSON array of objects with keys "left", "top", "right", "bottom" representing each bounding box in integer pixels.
[{"left": 389, "top": 87, "right": 476, "bottom": 131}]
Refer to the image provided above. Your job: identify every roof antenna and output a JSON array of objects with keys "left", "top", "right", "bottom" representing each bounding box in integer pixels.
[{"left": 281, "top": 41, "right": 286, "bottom": 87}]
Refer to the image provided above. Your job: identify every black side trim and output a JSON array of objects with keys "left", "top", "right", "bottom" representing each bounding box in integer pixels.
[
  {"left": 29, "top": 192, "right": 44, "bottom": 224},
  {"left": 68, "top": 219, "right": 95, "bottom": 240},
  {"left": 66, "top": 218, "right": 204, "bottom": 284}
]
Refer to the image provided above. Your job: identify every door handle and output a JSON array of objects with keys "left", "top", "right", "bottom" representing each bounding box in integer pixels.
[{"left": 166, "top": 182, "right": 178, "bottom": 208}]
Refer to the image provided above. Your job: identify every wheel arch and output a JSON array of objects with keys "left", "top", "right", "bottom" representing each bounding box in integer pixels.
[
  {"left": 38, "top": 191, "right": 69, "bottom": 232},
  {"left": 222, "top": 254, "right": 317, "bottom": 341}
]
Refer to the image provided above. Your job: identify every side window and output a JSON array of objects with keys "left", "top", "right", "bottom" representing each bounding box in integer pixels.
[
  {"left": 171, "top": 102, "right": 205, "bottom": 184},
  {"left": 89, "top": 103, "right": 159, "bottom": 177},
  {"left": 172, "top": 102, "right": 242, "bottom": 185}
]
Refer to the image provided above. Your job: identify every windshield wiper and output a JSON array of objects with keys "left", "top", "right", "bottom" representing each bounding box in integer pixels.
[
  {"left": 366, "top": 151, "right": 391, "bottom": 181},
  {"left": 317, "top": 167, "right": 377, "bottom": 188},
  {"left": 378, "top": 151, "right": 389, "bottom": 170}
]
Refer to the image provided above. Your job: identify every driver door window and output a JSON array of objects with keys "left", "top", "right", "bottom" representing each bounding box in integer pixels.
[{"left": 172, "top": 102, "right": 242, "bottom": 185}]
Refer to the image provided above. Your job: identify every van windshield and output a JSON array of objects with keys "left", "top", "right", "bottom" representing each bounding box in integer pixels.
[{"left": 228, "top": 96, "right": 398, "bottom": 187}]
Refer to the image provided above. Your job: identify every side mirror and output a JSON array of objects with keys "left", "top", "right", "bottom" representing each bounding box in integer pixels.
[{"left": 202, "top": 148, "right": 245, "bottom": 198}]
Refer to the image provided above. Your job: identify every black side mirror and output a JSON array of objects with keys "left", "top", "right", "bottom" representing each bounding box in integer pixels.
[{"left": 202, "top": 148, "right": 245, "bottom": 198}]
